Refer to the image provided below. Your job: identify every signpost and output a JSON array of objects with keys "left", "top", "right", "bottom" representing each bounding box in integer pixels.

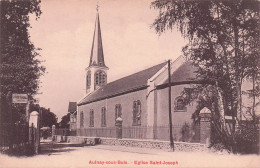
[
  {"left": 12, "top": 93, "right": 30, "bottom": 121},
  {"left": 6, "top": 93, "right": 28, "bottom": 151},
  {"left": 12, "top": 94, "right": 28, "bottom": 104},
  {"left": 8, "top": 93, "right": 41, "bottom": 154},
  {"left": 6, "top": 91, "right": 13, "bottom": 151}
]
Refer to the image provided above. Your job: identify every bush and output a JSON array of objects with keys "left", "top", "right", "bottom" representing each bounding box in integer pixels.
[
  {"left": 180, "top": 123, "right": 195, "bottom": 142},
  {"left": 210, "top": 120, "right": 259, "bottom": 154},
  {"left": 233, "top": 123, "right": 258, "bottom": 154}
]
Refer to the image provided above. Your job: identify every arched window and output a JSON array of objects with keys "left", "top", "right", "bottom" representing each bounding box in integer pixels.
[
  {"left": 95, "top": 71, "right": 106, "bottom": 88},
  {"left": 86, "top": 71, "right": 91, "bottom": 89},
  {"left": 102, "top": 73, "right": 106, "bottom": 84},
  {"left": 133, "top": 100, "right": 141, "bottom": 125},
  {"left": 90, "top": 109, "right": 94, "bottom": 127},
  {"left": 174, "top": 96, "right": 187, "bottom": 112},
  {"left": 101, "top": 107, "right": 106, "bottom": 127},
  {"left": 95, "top": 73, "right": 99, "bottom": 85},
  {"left": 115, "top": 104, "right": 122, "bottom": 123},
  {"left": 80, "top": 112, "right": 84, "bottom": 128}
]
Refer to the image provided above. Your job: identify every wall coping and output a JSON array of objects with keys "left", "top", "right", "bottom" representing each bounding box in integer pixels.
[{"left": 63, "top": 136, "right": 205, "bottom": 146}]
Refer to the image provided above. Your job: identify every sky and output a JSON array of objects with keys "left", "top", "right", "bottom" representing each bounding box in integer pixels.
[{"left": 29, "top": 0, "right": 186, "bottom": 121}]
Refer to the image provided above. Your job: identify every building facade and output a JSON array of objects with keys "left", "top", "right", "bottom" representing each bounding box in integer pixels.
[
  {"left": 76, "top": 9, "right": 200, "bottom": 142},
  {"left": 68, "top": 102, "right": 77, "bottom": 131}
]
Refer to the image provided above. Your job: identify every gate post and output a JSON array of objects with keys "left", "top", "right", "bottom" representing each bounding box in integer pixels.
[
  {"left": 28, "top": 123, "right": 35, "bottom": 154},
  {"left": 52, "top": 125, "right": 56, "bottom": 141},
  {"left": 115, "top": 117, "right": 123, "bottom": 139},
  {"left": 199, "top": 107, "right": 211, "bottom": 145},
  {"left": 29, "top": 111, "right": 40, "bottom": 154}
]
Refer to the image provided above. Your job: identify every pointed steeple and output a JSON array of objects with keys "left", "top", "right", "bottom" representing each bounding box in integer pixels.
[
  {"left": 89, "top": 6, "right": 106, "bottom": 68},
  {"left": 85, "top": 5, "right": 108, "bottom": 95}
]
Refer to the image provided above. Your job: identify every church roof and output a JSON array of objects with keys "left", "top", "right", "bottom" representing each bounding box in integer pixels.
[
  {"left": 169, "top": 62, "right": 197, "bottom": 83},
  {"left": 68, "top": 102, "right": 77, "bottom": 113},
  {"left": 78, "top": 62, "right": 168, "bottom": 105},
  {"left": 89, "top": 12, "right": 107, "bottom": 68}
]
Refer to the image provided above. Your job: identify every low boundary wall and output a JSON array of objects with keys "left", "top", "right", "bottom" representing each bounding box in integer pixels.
[{"left": 53, "top": 135, "right": 207, "bottom": 152}]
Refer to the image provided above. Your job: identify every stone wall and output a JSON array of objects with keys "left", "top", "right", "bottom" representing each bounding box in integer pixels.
[
  {"left": 53, "top": 135, "right": 207, "bottom": 152},
  {"left": 53, "top": 135, "right": 98, "bottom": 145},
  {"left": 100, "top": 138, "right": 207, "bottom": 152}
]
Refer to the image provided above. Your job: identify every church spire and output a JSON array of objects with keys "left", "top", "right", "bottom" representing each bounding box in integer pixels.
[
  {"left": 85, "top": 4, "right": 108, "bottom": 95},
  {"left": 89, "top": 4, "right": 106, "bottom": 68}
]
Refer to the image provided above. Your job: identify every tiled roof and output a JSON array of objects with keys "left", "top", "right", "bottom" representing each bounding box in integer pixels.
[
  {"left": 68, "top": 102, "right": 77, "bottom": 113},
  {"left": 170, "top": 62, "right": 197, "bottom": 83},
  {"left": 78, "top": 62, "right": 168, "bottom": 105}
]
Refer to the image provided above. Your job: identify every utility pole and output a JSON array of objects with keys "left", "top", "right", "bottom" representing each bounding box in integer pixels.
[
  {"left": 39, "top": 106, "right": 42, "bottom": 128},
  {"left": 168, "top": 60, "right": 174, "bottom": 151}
]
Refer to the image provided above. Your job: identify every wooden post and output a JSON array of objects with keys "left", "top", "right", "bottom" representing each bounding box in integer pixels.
[
  {"left": 257, "top": 118, "right": 260, "bottom": 155},
  {"left": 6, "top": 91, "right": 13, "bottom": 151},
  {"left": 39, "top": 106, "right": 42, "bottom": 128},
  {"left": 168, "top": 60, "right": 174, "bottom": 151}
]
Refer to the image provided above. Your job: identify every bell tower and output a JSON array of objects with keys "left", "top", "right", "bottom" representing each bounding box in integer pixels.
[{"left": 85, "top": 5, "right": 108, "bottom": 94}]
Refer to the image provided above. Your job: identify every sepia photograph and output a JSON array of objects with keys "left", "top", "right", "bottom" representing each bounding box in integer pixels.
[{"left": 0, "top": 0, "right": 260, "bottom": 167}]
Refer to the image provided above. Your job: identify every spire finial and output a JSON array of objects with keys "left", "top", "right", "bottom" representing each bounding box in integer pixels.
[{"left": 96, "top": 2, "right": 99, "bottom": 12}]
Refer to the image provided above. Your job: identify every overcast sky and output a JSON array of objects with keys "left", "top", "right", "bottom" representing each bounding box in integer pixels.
[{"left": 29, "top": 0, "right": 186, "bottom": 121}]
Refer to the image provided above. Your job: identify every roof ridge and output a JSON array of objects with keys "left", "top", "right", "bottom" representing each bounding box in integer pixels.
[
  {"left": 78, "top": 85, "right": 148, "bottom": 105},
  {"left": 105, "top": 61, "right": 168, "bottom": 86}
]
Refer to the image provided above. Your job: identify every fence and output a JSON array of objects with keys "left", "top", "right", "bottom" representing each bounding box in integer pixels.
[
  {"left": 55, "top": 123, "right": 200, "bottom": 143},
  {"left": 0, "top": 123, "right": 29, "bottom": 152},
  {"left": 55, "top": 129, "right": 77, "bottom": 136},
  {"left": 156, "top": 124, "right": 200, "bottom": 142},
  {"left": 122, "top": 126, "right": 152, "bottom": 139},
  {"left": 77, "top": 127, "right": 116, "bottom": 138},
  {"left": 40, "top": 129, "right": 52, "bottom": 139}
]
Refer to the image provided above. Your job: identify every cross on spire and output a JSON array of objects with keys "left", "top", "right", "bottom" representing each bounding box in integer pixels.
[{"left": 96, "top": 2, "right": 99, "bottom": 12}]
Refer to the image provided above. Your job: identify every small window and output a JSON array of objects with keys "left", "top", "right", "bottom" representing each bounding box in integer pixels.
[
  {"left": 95, "top": 70, "right": 106, "bottom": 88},
  {"left": 95, "top": 74, "right": 99, "bottom": 85},
  {"left": 90, "top": 109, "right": 94, "bottom": 127},
  {"left": 86, "top": 71, "right": 91, "bottom": 89},
  {"left": 102, "top": 73, "right": 106, "bottom": 84},
  {"left": 133, "top": 100, "right": 141, "bottom": 126},
  {"left": 115, "top": 104, "right": 122, "bottom": 123},
  {"left": 101, "top": 107, "right": 106, "bottom": 127},
  {"left": 80, "top": 112, "right": 84, "bottom": 128},
  {"left": 174, "top": 96, "right": 187, "bottom": 112}
]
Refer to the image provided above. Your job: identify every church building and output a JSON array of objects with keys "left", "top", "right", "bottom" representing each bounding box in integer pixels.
[{"left": 77, "top": 8, "right": 199, "bottom": 142}]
